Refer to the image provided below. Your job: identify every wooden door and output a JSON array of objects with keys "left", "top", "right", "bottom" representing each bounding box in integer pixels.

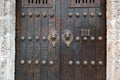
[
  {"left": 16, "top": 0, "right": 106, "bottom": 80},
  {"left": 60, "top": 0, "right": 106, "bottom": 80}
]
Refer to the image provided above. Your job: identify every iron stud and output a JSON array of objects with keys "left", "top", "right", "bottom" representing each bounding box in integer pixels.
[
  {"left": 75, "top": 13, "right": 80, "bottom": 17},
  {"left": 76, "top": 61, "right": 80, "bottom": 65},
  {"left": 43, "top": 13, "right": 47, "bottom": 17},
  {"left": 69, "top": 61, "right": 73, "bottom": 65},
  {"left": 99, "top": 61, "right": 103, "bottom": 65},
  {"left": 76, "top": 36, "right": 80, "bottom": 41},
  {"left": 91, "top": 36, "right": 95, "bottom": 40},
  {"left": 42, "top": 36, "right": 47, "bottom": 41},
  {"left": 83, "top": 37, "right": 88, "bottom": 40},
  {"left": 28, "top": 12, "right": 32, "bottom": 17},
  {"left": 49, "top": 61, "right": 54, "bottom": 65},
  {"left": 28, "top": 36, "right": 32, "bottom": 41},
  {"left": 98, "top": 12, "right": 102, "bottom": 17},
  {"left": 68, "top": 13, "right": 72, "bottom": 17},
  {"left": 35, "top": 60, "right": 39, "bottom": 64},
  {"left": 90, "top": 12, "right": 95, "bottom": 17},
  {"left": 42, "top": 60, "right": 46, "bottom": 65},
  {"left": 83, "top": 12, "right": 87, "bottom": 17},
  {"left": 83, "top": 61, "right": 88, "bottom": 65},
  {"left": 35, "top": 36, "right": 39, "bottom": 41},
  {"left": 21, "top": 36, "right": 25, "bottom": 40},
  {"left": 98, "top": 36, "right": 103, "bottom": 40},
  {"left": 50, "top": 13, "right": 54, "bottom": 17},
  {"left": 21, "top": 13, "right": 25, "bottom": 17},
  {"left": 91, "top": 61, "right": 95, "bottom": 65},
  {"left": 20, "top": 60, "right": 25, "bottom": 64},
  {"left": 27, "top": 60, "right": 32, "bottom": 64},
  {"left": 36, "top": 13, "right": 40, "bottom": 17}
]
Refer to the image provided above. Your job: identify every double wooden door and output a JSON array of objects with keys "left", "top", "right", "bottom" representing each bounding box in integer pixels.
[{"left": 16, "top": 0, "right": 106, "bottom": 80}]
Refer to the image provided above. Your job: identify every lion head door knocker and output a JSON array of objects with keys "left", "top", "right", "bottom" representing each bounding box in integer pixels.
[
  {"left": 62, "top": 30, "right": 73, "bottom": 47},
  {"left": 48, "top": 31, "right": 59, "bottom": 47}
]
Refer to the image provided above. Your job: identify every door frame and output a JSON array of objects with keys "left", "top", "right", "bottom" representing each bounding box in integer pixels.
[{"left": 0, "top": 0, "right": 120, "bottom": 80}]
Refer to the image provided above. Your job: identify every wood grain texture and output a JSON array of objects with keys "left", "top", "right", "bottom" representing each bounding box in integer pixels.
[
  {"left": 33, "top": 8, "right": 41, "bottom": 80},
  {"left": 26, "top": 8, "right": 34, "bottom": 80},
  {"left": 16, "top": 0, "right": 106, "bottom": 80}
]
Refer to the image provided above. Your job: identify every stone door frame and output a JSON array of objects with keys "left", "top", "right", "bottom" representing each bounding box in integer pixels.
[{"left": 0, "top": 0, "right": 120, "bottom": 80}]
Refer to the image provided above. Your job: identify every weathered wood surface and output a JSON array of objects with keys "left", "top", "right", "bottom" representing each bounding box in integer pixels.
[{"left": 16, "top": 0, "right": 106, "bottom": 80}]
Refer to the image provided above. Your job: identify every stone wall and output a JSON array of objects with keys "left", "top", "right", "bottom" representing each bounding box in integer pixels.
[
  {"left": 0, "top": 0, "right": 120, "bottom": 80},
  {"left": 107, "top": 0, "right": 120, "bottom": 80},
  {"left": 0, "top": 0, "right": 15, "bottom": 80}
]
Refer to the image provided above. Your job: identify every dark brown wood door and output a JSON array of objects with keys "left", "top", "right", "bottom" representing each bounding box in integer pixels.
[{"left": 16, "top": 0, "right": 106, "bottom": 80}]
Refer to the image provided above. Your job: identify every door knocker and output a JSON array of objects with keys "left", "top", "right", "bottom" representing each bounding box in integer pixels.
[
  {"left": 48, "top": 31, "right": 59, "bottom": 47},
  {"left": 62, "top": 30, "right": 73, "bottom": 47}
]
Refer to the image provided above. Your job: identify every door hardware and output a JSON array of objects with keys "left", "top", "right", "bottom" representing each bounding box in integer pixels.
[
  {"left": 91, "top": 61, "right": 95, "bottom": 65},
  {"left": 36, "top": 13, "right": 40, "bottom": 17},
  {"left": 21, "top": 13, "right": 25, "bottom": 17},
  {"left": 62, "top": 30, "right": 73, "bottom": 47},
  {"left": 98, "top": 12, "right": 102, "bottom": 17},
  {"left": 83, "top": 12, "right": 87, "bottom": 17},
  {"left": 76, "top": 61, "right": 80, "bottom": 65},
  {"left": 28, "top": 36, "right": 32, "bottom": 41},
  {"left": 68, "top": 13, "right": 72, "bottom": 17},
  {"left": 91, "top": 36, "right": 95, "bottom": 40},
  {"left": 99, "top": 61, "right": 103, "bottom": 65},
  {"left": 75, "top": 12, "right": 80, "bottom": 17},
  {"left": 35, "top": 60, "right": 39, "bottom": 64},
  {"left": 43, "top": 13, "right": 47, "bottom": 17},
  {"left": 28, "top": 12, "right": 32, "bottom": 17},
  {"left": 48, "top": 31, "right": 59, "bottom": 47},
  {"left": 20, "top": 60, "right": 25, "bottom": 64},
  {"left": 27, "top": 60, "right": 32, "bottom": 64},
  {"left": 83, "top": 61, "right": 88, "bottom": 65},
  {"left": 50, "top": 13, "right": 54, "bottom": 17},
  {"left": 42, "top": 36, "right": 47, "bottom": 41},
  {"left": 35, "top": 36, "right": 39, "bottom": 41},
  {"left": 76, "top": 36, "right": 80, "bottom": 41},
  {"left": 98, "top": 36, "right": 103, "bottom": 40},
  {"left": 69, "top": 61, "right": 73, "bottom": 65},
  {"left": 90, "top": 12, "right": 95, "bottom": 17},
  {"left": 21, "top": 36, "right": 25, "bottom": 40},
  {"left": 49, "top": 61, "right": 54, "bottom": 65},
  {"left": 42, "top": 60, "right": 46, "bottom": 65},
  {"left": 81, "top": 29, "right": 90, "bottom": 36},
  {"left": 83, "top": 37, "right": 88, "bottom": 40}
]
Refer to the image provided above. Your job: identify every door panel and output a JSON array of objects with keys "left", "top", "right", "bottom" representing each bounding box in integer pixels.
[
  {"left": 60, "top": 1, "right": 74, "bottom": 80},
  {"left": 16, "top": 0, "right": 106, "bottom": 80}
]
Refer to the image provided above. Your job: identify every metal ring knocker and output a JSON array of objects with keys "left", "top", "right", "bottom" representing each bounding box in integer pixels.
[
  {"left": 48, "top": 31, "right": 59, "bottom": 47},
  {"left": 62, "top": 30, "right": 73, "bottom": 47}
]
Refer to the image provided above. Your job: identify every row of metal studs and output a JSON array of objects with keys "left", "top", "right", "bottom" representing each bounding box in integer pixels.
[
  {"left": 20, "top": 60, "right": 53, "bottom": 65},
  {"left": 20, "top": 36, "right": 103, "bottom": 41},
  {"left": 20, "top": 60, "right": 103, "bottom": 66},
  {"left": 21, "top": 12, "right": 102, "bottom": 17}
]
